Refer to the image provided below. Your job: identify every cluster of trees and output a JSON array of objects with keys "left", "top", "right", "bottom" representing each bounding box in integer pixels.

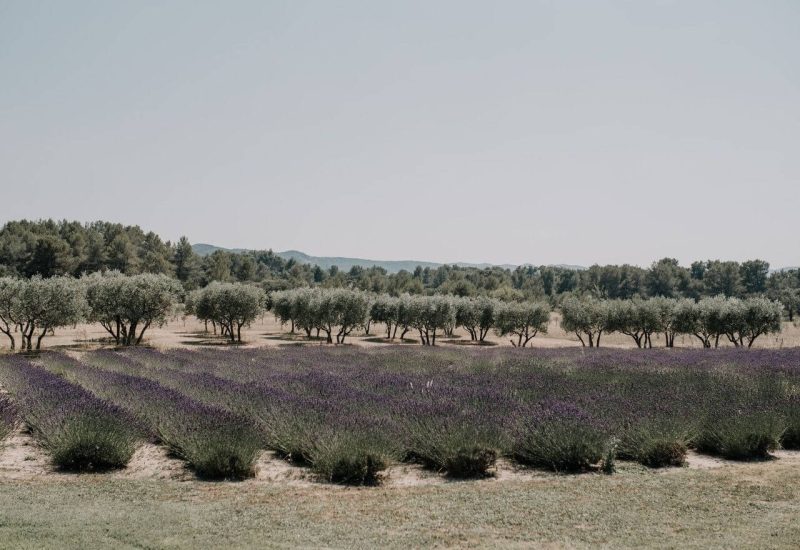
[
  {"left": 0, "top": 219, "right": 296, "bottom": 289},
  {"left": 3, "top": 221, "right": 798, "bottom": 324},
  {"left": 561, "top": 295, "right": 784, "bottom": 349},
  {"left": 0, "top": 270, "right": 787, "bottom": 351},
  {"left": 269, "top": 288, "right": 373, "bottom": 344},
  {"left": 271, "top": 291, "right": 783, "bottom": 349},
  {"left": 84, "top": 272, "right": 182, "bottom": 346},
  {"left": 0, "top": 276, "right": 85, "bottom": 350},
  {"left": 271, "top": 290, "right": 552, "bottom": 347},
  {"left": 187, "top": 283, "right": 266, "bottom": 343},
  {"left": 0, "top": 272, "right": 181, "bottom": 349}
]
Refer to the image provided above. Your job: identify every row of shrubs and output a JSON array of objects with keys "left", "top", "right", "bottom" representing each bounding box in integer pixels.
[
  {"left": 0, "top": 272, "right": 786, "bottom": 350},
  {"left": 271, "top": 289, "right": 784, "bottom": 348},
  {"left": 67, "top": 349, "right": 397, "bottom": 483},
  {"left": 0, "top": 356, "right": 140, "bottom": 471},
  {"left": 562, "top": 295, "right": 784, "bottom": 348},
  {"left": 27, "top": 347, "right": 800, "bottom": 484},
  {"left": 43, "top": 353, "right": 262, "bottom": 479}
]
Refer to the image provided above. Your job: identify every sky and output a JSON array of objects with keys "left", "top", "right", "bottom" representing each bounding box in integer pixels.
[{"left": 1, "top": 1, "right": 798, "bottom": 268}]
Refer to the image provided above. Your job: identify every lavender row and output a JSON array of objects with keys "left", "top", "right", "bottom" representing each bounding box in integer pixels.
[
  {"left": 144, "top": 346, "right": 800, "bottom": 468},
  {"left": 0, "top": 355, "right": 140, "bottom": 471},
  {"left": 39, "top": 353, "right": 262, "bottom": 480},
  {"left": 78, "top": 349, "right": 401, "bottom": 484},
  {"left": 40, "top": 346, "right": 799, "bottom": 482}
]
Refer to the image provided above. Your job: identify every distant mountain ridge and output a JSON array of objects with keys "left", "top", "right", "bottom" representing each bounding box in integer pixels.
[{"left": 192, "top": 243, "right": 585, "bottom": 273}]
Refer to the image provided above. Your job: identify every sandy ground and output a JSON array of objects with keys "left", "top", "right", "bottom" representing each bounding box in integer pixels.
[{"left": 4, "top": 313, "right": 798, "bottom": 353}]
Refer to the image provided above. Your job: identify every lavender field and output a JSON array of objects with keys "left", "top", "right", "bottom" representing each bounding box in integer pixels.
[{"left": 0, "top": 346, "right": 797, "bottom": 484}]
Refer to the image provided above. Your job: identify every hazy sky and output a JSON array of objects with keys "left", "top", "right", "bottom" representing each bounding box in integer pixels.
[{"left": 1, "top": 1, "right": 798, "bottom": 267}]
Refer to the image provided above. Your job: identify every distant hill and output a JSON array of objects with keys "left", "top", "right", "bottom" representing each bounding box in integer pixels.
[
  {"left": 192, "top": 243, "right": 247, "bottom": 257},
  {"left": 191, "top": 243, "right": 581, "bottom": 273}
]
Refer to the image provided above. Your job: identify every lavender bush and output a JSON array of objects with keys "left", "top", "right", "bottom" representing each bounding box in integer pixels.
[
  {"left": 783, "top": 395, "right": 800, "bottom": 449},
  {"left": 39, "top": 354, "right": 261, "bottom": 479},
  {"left": 0, "top": 356, "right": 140, "bottom": 471},
  {"left": 512, "top": 401, "right": 610, "bottom": 472}
]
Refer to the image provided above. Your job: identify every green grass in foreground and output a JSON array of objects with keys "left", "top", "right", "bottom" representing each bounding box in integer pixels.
[{"left": 0, "top": 459, "right": 798, "bottom": 549}]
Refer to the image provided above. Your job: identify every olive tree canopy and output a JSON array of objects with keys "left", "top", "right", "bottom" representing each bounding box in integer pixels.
[
  {"left": 456, "top": 296, "right": 499, "bottom": 342},
  {"left": 408, "top": 295, "right": 455, "bottom": 346},
  {"left": 560, "top": 296, "right": 612, "bottom": 347},
  {"left": 85, "top": 272, "right": 180, "bottom": 346},
  {"left": 0, "top": 276, "right": 86, "bottom": 350},
  {"left": 193, "top": 282, "right": 265, "bottom": 342},
  {"left": 494, "top": 301, "right": 550, "bottom": 347}
]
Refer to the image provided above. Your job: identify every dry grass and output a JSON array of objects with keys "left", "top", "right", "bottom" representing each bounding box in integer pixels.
[{"left": 0, "top": 455, "right": 798, "bottom": 548}]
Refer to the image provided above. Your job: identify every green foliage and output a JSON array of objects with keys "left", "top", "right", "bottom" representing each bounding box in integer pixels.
[
  {"left": 407, "top": 295, "right": 456, "bottom": 346},
  {"left": 315, "top": 289, "right": 372, "bottom": 343},
  {"left": 617, "top": 421, "right": 692, "bottom": 468},
  {"left": 782, "top": 405, "right": 800, "bottom": 450},
  {"left": 696, "top": 411, "right": 784, "bottom": 460},
  {"left": 560, "top": 296, "right": 612, "bottom": 347},
  {"left": 493, "top": 301, "right": 550, "bottom": 347},
  {"left": 607, "top": 298, "right": 665, "bottom": 348},
  {"left": 513, "top": 417, "right": 608, "bottom": 473},
  {"left": 1, "top": 222, "right": 797, "bottom": 314},
  {"left": 369, "top": 294, "right": 396, "bottom": 335},
  {"left": 0, "top": 275, "right": 86, "bottom": 350},
  {"left": 191, "top": 282, "right": 265, "bottom": 342},
  {"left": 672, "top": 296, "right": 783, "bottom": 349},
  {"left": 645, "top": 258, "right": 688, "bottom": 298},
  {"left": 307, "top": 433, "right": 393, "bottom": 485},
  {"left": 455, "top": 296, "right": 500, "bottom": 342},
  {"left": 407, "top": 422, "right": 499, "bottom": 478},
  {"left": 84, "top": 272, "right": 181, "bottom": 346},
  {"left": 268, "top": 288, "right": 370, "bottom": 343},
  {"left": 48, "top": 411, "right": 140, "bottom": 471},
  {"left": 173, "top": 236, "right": 201, "bottom": 288}
]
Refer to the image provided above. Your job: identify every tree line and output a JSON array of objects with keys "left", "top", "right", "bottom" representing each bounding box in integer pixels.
[
  {"left": 269, "top": 289, "right": 783, "bottom": 349},
  {"left": 0, "top": 272, "right": 785, "bottom": 351},
  {"left": 1, "top": 220, "right": 797, "bottom": 321}
]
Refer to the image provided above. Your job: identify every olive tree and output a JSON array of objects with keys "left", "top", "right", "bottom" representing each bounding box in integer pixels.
[
  {"left": 268, "top": 288, "right": 318, "bottom": 337},
  {"left": 494, "top": 301, "right": 550, "bottom": 347},
  {"left": 0, "top": 276, "right": 86, "bottom": 350},
  {"left": 719, "top": 297, "right": 783, "bottom": 348},
  {"left": 456, "top": 296, "right": 499, "bottom": 342},
  {"left": 560, "top": 296, "right": 612, "bottom": 347},
  {"left": 0, "top": 277, "right": 23, "bottom": 350},
  {"left": 408, "top": 295, "right": 455, "bottom": 346},
  {"left": 312, "top": 288, "right": 371, "bottom": 344},
  {"left": 363, "top": 294, "right": 377, "bottom": 335},
  {"left": 608, "top": 299, "right": 662, "bottom": 348},
  {"left": 739, "top": 297, "right": 783, "bottom": 347},
  {"left": 196, "top": 282, "right": 265, "bottom": 342},
  {"left": 269, "top": 289, "right": 299, "bottom": 333},
  {"left": 370, "top": 294, "right": 400, "bottom": 339},
  {"left": 672, "top": 296, "right": 729, "bottom": 348},
  {"left": 393, "top": 293, "right": 415, "bottom": 341},
  {"left": 650, "top": 296, "right": 686, "bottom": 348},
  {"left": 85, "top": 272, "right": 180, "bottom": 346}
]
